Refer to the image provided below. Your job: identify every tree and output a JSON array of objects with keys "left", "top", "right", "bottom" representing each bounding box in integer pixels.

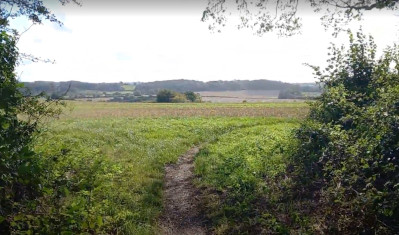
[
  {"left": 0, "top": 0, "right": 81, "bottom": 29},
  {"left": 184, "top": 91, "right": 201, "bottom": 102},
  {"left": 156, "top": 89, "right": 175, "bottom": 103},
  {"left": 0, "top": 28, "right": 65, "bottom": 234},
  {"left": 0, "top": 0, "right": 77, "bottom": 233},
  {"left": 202, "top": 0, "right": 399, "bottom": 36},
  {"left": 156, "top": 89, "right": 192, "bottom": 103},
  {"left": 1, "top": 0, "right": 81, "bottom": 62},
  {"left": 171, "top": 92, "right": 188, "bottom": 103}
]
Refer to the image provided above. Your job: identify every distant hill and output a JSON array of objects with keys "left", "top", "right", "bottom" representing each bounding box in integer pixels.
[
  {"left": 23, "top": 81, "right": 125, "bottom": 96},
  {"left": 134, "top": 79, "right": 297, "bottom": 95},
  {"left": 22, "top": 79, "right": 321, "bottom": 100}
]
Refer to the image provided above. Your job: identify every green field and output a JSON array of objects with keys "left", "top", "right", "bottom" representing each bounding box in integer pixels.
[
  {"left": 122, "top": 84, "right": 136, "bottom": 91},
  {"left": 33, "top": 102, "right": 305, "bottom": 234}
]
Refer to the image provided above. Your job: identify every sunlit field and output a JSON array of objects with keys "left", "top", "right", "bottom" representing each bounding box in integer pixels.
[
  {"left": 61, "top": 101, "right": 309, "bottom": 119},
  {"left": 3, "top": 0, "right": 398, "bottom": 233},
  {"left": 31, "top": 101, "right": 306, "bottom": 234}
]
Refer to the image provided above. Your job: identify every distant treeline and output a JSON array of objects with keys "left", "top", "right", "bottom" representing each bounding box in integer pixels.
[
  {"left": 22, "top": 80, "right": 321, "bottom": 99},
  {"left": 23, "top": 81, "right": 126, "bottom": 95},
  {"left": 135, "top": 79, "right": 308, "bottom": 94}
]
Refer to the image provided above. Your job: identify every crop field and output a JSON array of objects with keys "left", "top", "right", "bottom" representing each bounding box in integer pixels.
[
  {"left": 34, "top": 101, "right": 306, "bottom": 234},
  {"left": 61, "top": 101, "right": 309, "bottom": 119},
  {"left": 198, "top": 90, "right": 280, "bottom": 103}
]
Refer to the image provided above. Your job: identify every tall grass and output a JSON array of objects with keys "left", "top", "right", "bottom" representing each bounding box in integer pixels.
[
  {"left": 195, "top": 122, "right": 298, "bottom": 234},
  {"left": 35, "top": 116, "right": 295, "bottom": 234}
]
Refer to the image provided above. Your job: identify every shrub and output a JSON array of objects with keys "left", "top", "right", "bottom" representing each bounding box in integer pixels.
[
  {"left": 184, "top": 91, "right": 201, "bottom": 102},
  {"left": 156, "top": 89, "right": 190, "bottom": 103},
  {"left": 287, "top": 31, "right": 399, "bottom": 233},
  {"left": 0, "top": 31, "right": 62, "bottom": 233},
  {"left": 156, "top": 89, "right": 175, "bottom": 102},
  {"left": 171, "top": 92, "right": 187, "bottom": 103}
]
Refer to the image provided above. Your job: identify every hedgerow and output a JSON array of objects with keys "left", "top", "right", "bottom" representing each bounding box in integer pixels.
[{"left": 287, "top": 31, "right": 399, "bottom": 233}]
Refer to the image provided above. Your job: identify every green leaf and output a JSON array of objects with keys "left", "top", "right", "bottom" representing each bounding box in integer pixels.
[{"left": 97, "top": 216, "right": 103, "bottom": 226}]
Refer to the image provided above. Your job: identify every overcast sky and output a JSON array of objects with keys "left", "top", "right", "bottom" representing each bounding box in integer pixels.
[{"left": 12, "top": 0, "right": 399, "bottom": 83}]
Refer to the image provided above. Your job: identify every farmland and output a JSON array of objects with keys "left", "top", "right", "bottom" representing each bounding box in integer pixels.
[
  {"left": 29, "top": 101, "right": 306, "bottom": 234},
  {"left": 198, "top": 90, "right": 281, "bottom": 103},
  {"left": 61, "top": 101, "right": 309, "bottom": 119}
]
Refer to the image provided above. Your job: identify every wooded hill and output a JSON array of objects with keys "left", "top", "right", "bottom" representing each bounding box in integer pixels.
[
  {"left": 135, "top": 79, "right": 297, "bottom": 94},
  {"left": 23, "top": 81, "right": 126, "bottom": 95},
  {"left": 23, "top": 79, "right": 320, "bottom": 96}
]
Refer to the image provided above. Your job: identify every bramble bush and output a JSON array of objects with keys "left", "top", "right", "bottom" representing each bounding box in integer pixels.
[{"left": 287, "top": 31, "right": 399, "bottom": 233}]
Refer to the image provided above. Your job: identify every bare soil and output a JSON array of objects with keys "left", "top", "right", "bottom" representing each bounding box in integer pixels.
[{"left": 158, "top": 146, "right": 207, "bottom": 235}]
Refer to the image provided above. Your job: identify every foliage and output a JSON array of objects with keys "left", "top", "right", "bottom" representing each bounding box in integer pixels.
[
  {"left": 0, "top": 0, "right": 81, "bottom": 30},
  {"left": 286, "top": 31, "right": 399, "bottom": 233},
  {"left": 184, "top": 91, "right": 201, "bottom": 102},
  {"left": 195, "top": 122, "right": 298, "bottom": 234},
  {"left": 0, "top": 1, "right": 79, "bottom": 233},
  {"left": 0, "top": 30, "right": 62, "bottom": 233},
  {"left": 136, "top": 79, "right": 301, "bottom": 95},
  {"left": 202, "top": 0, "right": 399, "bottom": 36},
  {"left": 156, "top": 89, "right": 175, "bottom": 103},
  {"left": 192, "top": 32, "right": 399, "bottom": 234},
  {"left": 170, "top": 92, "right": 187, "bottom": 103},
  {"left": 23, "top": 81, "right": 125, "bottom": 96},
  {"left": 156, "top": 89, "right": 191, "bottom": 103}
]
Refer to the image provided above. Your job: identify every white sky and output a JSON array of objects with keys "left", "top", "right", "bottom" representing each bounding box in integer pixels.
[{"left": 12, "top": 0, "right": 399, "bottom": 83}]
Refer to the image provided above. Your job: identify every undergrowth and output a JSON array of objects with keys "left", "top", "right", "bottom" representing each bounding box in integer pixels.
[{"left": 195, "top": 123, "right": 298, "bottom": 234}]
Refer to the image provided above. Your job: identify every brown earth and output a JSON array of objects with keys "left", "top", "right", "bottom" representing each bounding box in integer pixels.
[{"left": 158, "top": 146, "right": 207, "bottom": 235}]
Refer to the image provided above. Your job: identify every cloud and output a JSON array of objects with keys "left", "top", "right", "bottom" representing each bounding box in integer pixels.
[
  {"left": 115, "top": 52, "right": 132, "bottom": 61},
  {"left": 14, "top": 4, "right": 399, "bottom": 83}
]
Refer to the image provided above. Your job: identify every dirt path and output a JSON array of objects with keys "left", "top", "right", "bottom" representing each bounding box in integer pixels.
[{"left": 159, "top": 146, "right": 207, "bottom": 235}]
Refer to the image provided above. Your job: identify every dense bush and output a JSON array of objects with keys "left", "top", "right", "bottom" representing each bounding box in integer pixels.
[
  {"left": 287, "top": 32, "right": 399, "bottom": 233},
  {"left": 156, "top": 89, "right": 176, "bottom": 102},
  {"left": 194, "top": 31, "right": 399, "bottom": 234},
  {"left": 157, "top": 89, "right": 201, "bottom": 103},
  {"left": 170, "top": 92, "right": 187, "bottom": 103},
  {"left": 184, "top": 91, "right": 201, "bottom": 102},
  {"left": 0, "top": 31, "right": 63, "bottom": 233}
]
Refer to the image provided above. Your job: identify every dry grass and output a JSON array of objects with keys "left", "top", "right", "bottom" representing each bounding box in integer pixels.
[
  {"left": 61, "top": 101, "right": 309, "bottom": 119},
  {"left": 198, "top": 90, "right": 280, "bottom": 103}
]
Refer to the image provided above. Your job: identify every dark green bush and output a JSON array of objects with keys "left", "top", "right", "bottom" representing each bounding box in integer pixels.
[
  {"left": 288, "top": 31, "right": 399, "bottom": 233},
  {"left": 156, "top": 89, "right": 175, "bottom": 102},
  {"left": 0, "top": 30, "right": 63, "bottom": 233},
  {"left": 156, "top": 89, "right": 191, "bottom": 103},
  {"left": 184, "top": 91, "right": 201, "bottom": 102}
]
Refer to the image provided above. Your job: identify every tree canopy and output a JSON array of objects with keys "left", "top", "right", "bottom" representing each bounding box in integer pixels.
[
  {"left": 0, "top": 0, "right": 80, "bottom": 31},
  {"left": 202, "top": 0, "right": 399, "bottom": 36}
]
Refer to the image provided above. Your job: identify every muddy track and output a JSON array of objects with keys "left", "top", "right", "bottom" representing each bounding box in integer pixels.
[{"left": 158, "top": 146, "right": 207, "bottom": 235}]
